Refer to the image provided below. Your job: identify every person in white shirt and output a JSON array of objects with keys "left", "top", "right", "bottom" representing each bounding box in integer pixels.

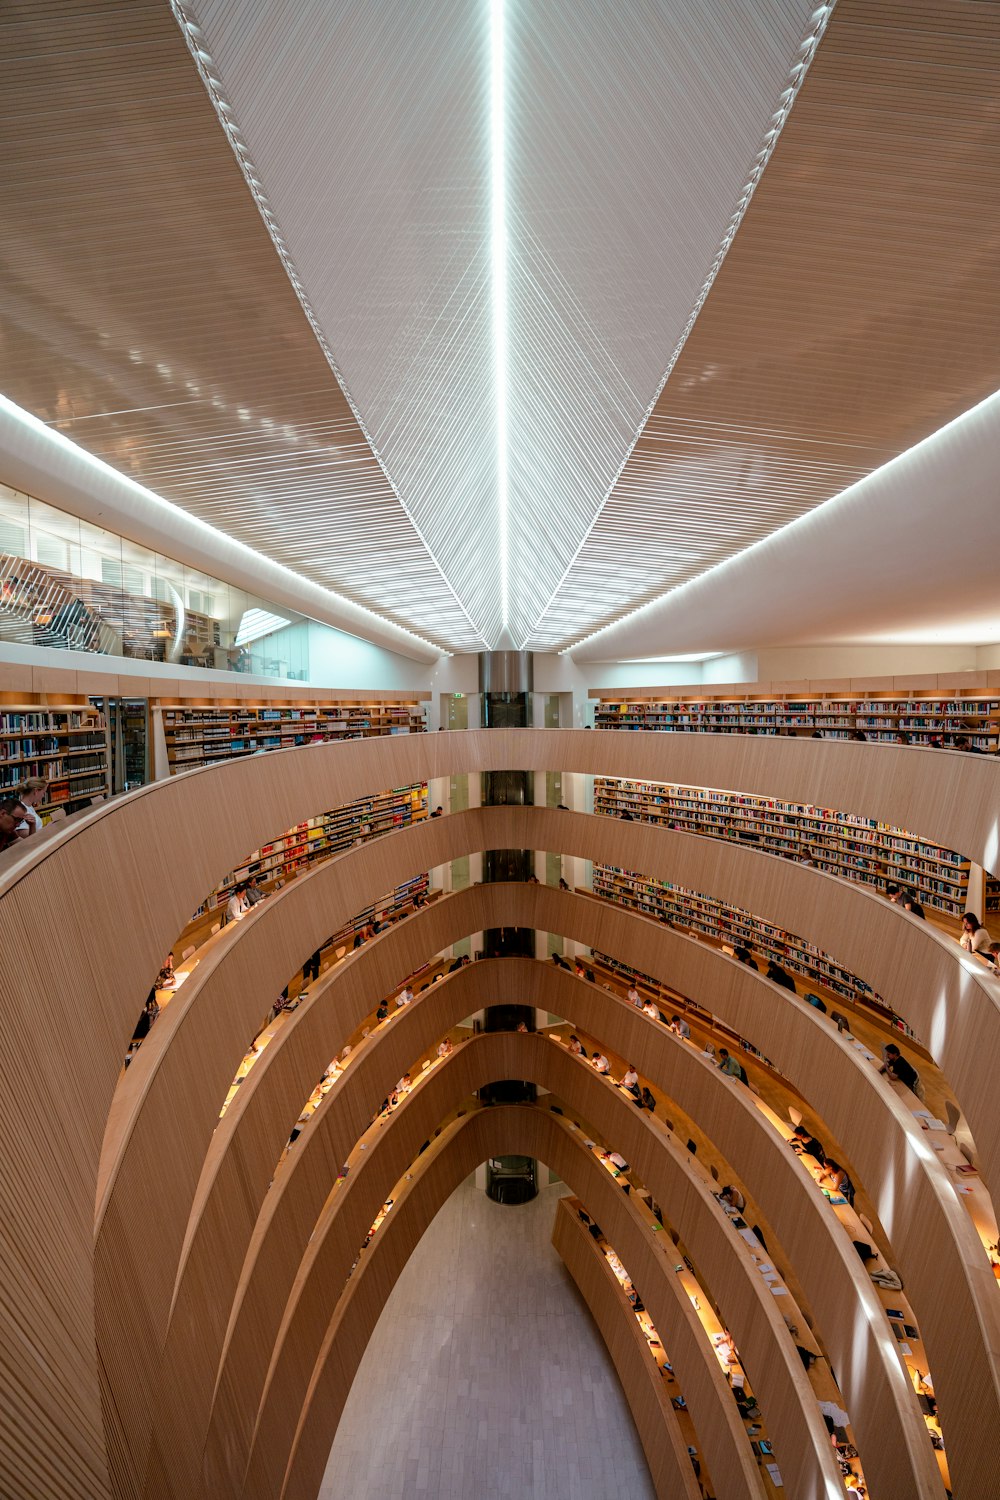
[
  {"left": 960, "top": 913, "right": 993, "bottom": 955},
  {"left": 642, "top": 1000, "right": 659, "bottom": 1020},
  {"left": 227, "top": 884, "right": 251, "bottom": 923},
  {"left": 395, "top": 986, "right": 414, "bottom": 1007},
  {"left": 669, "top": 1014, "right": 691, "bottom": 1039},
  {"left": 592, "top": 1053, "right": 610, "bottom": 1074},
  {"left": 627, "top": 984, "right": 641, "bottom": 1007},
  {"left": 621, "top": 1065, "right": 639, "bottom": 1090},
  {"left": 15, "top": 777, "right": 46, "bottom": 836},
  {"left": 437, "top": 1038, "right": 452, "bottom": 1059}
]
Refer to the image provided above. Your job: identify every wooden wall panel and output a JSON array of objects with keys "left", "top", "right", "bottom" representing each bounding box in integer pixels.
[
  {"left": 201, "top": 963, "right": 773, "bottom": 1498},
  {"left": 546, "top": 977, "right": 941, "bottom": 1499},
  {"left": 192, "top": 956, "right": 935, "bottom": 1500},
  {"left": 243, "top": 1033, "right": 839, "bottom": 1500},
  {"left": 515, "top": 806, "right": 1000, "bottom": 1205},
  {"left": 100, "top": 867, "right": 995, "bottom": 1500},
  {"left": 261, "top": 1096, "right": 765, "bottom": 1500},
  {"left": 0, "top": 728, "right": 996, "bottom": 1498},
  {"left": 551, "top": 1199, "right": 702, "bottom": 1500},
  {"left": 103, "top": 802, "right": 1000, "bottom": 1223}
]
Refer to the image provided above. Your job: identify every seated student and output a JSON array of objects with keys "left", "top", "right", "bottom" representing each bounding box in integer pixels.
[
  {"left": 902, "top": 888, "right": 925, "bottom": 919},
  {"left": 960, "top": 912, "right": 993, "bottom": 955},
  {"left": 642, "top": 1000, "right": 659, "bottom": 1020},
  {"left": 880, "top": 1043, "right": 920, "bottom": 1094},
  {"left": 626, "top": 983, "right": 641, "bottom": 1007},
  {"left": 790, "top": 1125, "right": 826, "bottom": 1164},
  {"left": 718, "top": 1183, "right": 745, "bottom": 1214},
  {"left": 603, "top": 1150, "right": 631, "bottom": 1192},
  {"left": 132, "top": 995, "right": 160, "bottom": 1043},
  {"left": 954, "top": 735, "right": 984, "bottom": 754},
  {"left": 558, "top": 877, "right": 570, "bottom": 890},
  {"left": 717, "top": 1048, "right": 743, "bottom": 1080},
  {"left": 375, "top": 1000, "right": 389, "bottom": 1022},
  {"left": 669, "top": 1014, "right": 691, "bottom": 1039},
  {"left": 436, "top": 1037, "right": 453, "bottom": 1059},
  {"left": 14, "top": 778, "right": 45, "bottom": 836},
  {"left": 885, "top": 883, "right": 903, "bottom": 904},
  {"left": 733, "top": 945, "right": 759, "bottom": 971},
  {"left": 395, "top": 986, "right": 414, "bottom": 1007},
  {"left": 640, "top": 1086, "right": 656, "bottom": 1113},
  {"left": 591, "top": 1052, "right": 611, "bottom": 1074},
  {"left": 821, "top": 1159, "right": 856, "bottom": 1207},
  {"left": 987, "top": 941, "right": 1000, "bottom": 974},
  {"left": 620, "top": 1065, "right": 641, "bottom": 1102},
  {"left": 766, "top": 959, "right": 797, "bottom": 992},
  {"left": 226, "top": 883, "right": 251, "bottom": 923},
  {"left": 568, "top": 1035, "right": 588, "bottom": 1058},
  {"left": 429, "top": 805, "right": 444, "bottom": 817}
]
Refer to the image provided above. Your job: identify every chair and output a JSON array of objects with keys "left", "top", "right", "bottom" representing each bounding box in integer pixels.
[{"left": 181, "top": 946, "right": 196, "bottom": 961}]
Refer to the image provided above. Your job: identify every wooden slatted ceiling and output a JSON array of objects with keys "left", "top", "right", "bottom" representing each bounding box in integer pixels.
[
  {"left": 0, "top": 0, "right": 483, "bottom": 651},
  {"left": 529, "top": 0, "right": 1000, "bottom": 649}
]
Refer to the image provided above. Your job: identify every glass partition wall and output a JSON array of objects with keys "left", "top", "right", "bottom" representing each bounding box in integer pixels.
[{"left": 0, "top": 484, "right": 310, "bottom": 681}]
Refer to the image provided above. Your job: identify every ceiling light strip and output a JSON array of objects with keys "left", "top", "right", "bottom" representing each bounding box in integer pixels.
[
  {"left": 491, "top": 0, "right": 510, "bottom": 630},
  {"left": 563, "top": 384, "right": 1000, "bottom": 656}
]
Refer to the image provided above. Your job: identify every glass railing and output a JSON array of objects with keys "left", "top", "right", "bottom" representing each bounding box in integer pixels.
[{"left": 0, "top": 482, "right": 310, "bottom": 681}]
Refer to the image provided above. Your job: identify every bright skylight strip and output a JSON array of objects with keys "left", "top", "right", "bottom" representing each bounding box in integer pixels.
[
  {"left": 491, "top": 0, "right": 510, "bottom": 629},
  {"left": 235, "top": 607, "right": 291, "bottom": 646}
]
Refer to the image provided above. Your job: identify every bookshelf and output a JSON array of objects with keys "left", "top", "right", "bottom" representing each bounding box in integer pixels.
[
  {"left": 184, "top": 785, "right": 429, "bottom": 938},
  {"left": 158, "top": 699, "right": 426, "bottom": 773},
  {"left": 594, "top": 778, "right": 980, "bottom": 919},
  {"left": 590, "top": 864, "right": 920, "bottom": 1033},
  {"left": 593, "top": 692, "right": 1000, "bottom": 751},
  {"left": 0, "top": 703, "right": 111, "bottom": 815}
]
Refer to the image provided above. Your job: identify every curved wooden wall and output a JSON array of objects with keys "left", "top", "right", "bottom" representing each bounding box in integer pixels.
[
  {"left": 187, "top": 957, "right": 936, "bottom": 1500},
  {"left": 551, "top": 1197, "right": 704, "bottom": 1500},
  {"left": 267, "top": 1094, "right": 768, "bottom": 1500},
  {"left": 104, "top": 804, "right": 1000, "bottom": 1217},
  {"left": 0, "top": 729, "right": 997, "bottom": 1499},
  {"left": 246, "top": 1032, "right": 841, "bottom": 1500},
  {"left": 93, "top": 831, "right": 996, "bottom": 1498}
]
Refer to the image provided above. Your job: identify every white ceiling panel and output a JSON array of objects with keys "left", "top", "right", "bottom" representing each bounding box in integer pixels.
[{"left": 182, "top": 0, "right": 821, "bottom": 647}]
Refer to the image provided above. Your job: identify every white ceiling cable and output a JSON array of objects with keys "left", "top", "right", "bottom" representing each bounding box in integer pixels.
[{"left": 174, "top": 0, "right": 831, "bottom": 651}]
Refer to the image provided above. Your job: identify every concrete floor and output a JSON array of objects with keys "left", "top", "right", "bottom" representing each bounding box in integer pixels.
[{"left": 321, "top": 1178, "right": 656, "bottom": 1499}]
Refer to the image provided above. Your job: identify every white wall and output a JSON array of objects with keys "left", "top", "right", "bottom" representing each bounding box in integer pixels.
[{"left": 305, "top": 622, "right": 435, "bottom": 691}]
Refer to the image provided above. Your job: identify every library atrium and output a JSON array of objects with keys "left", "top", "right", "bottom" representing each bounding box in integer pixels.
[{"left": 1, "top": 2, "right": 999, "bottom": 1498}]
